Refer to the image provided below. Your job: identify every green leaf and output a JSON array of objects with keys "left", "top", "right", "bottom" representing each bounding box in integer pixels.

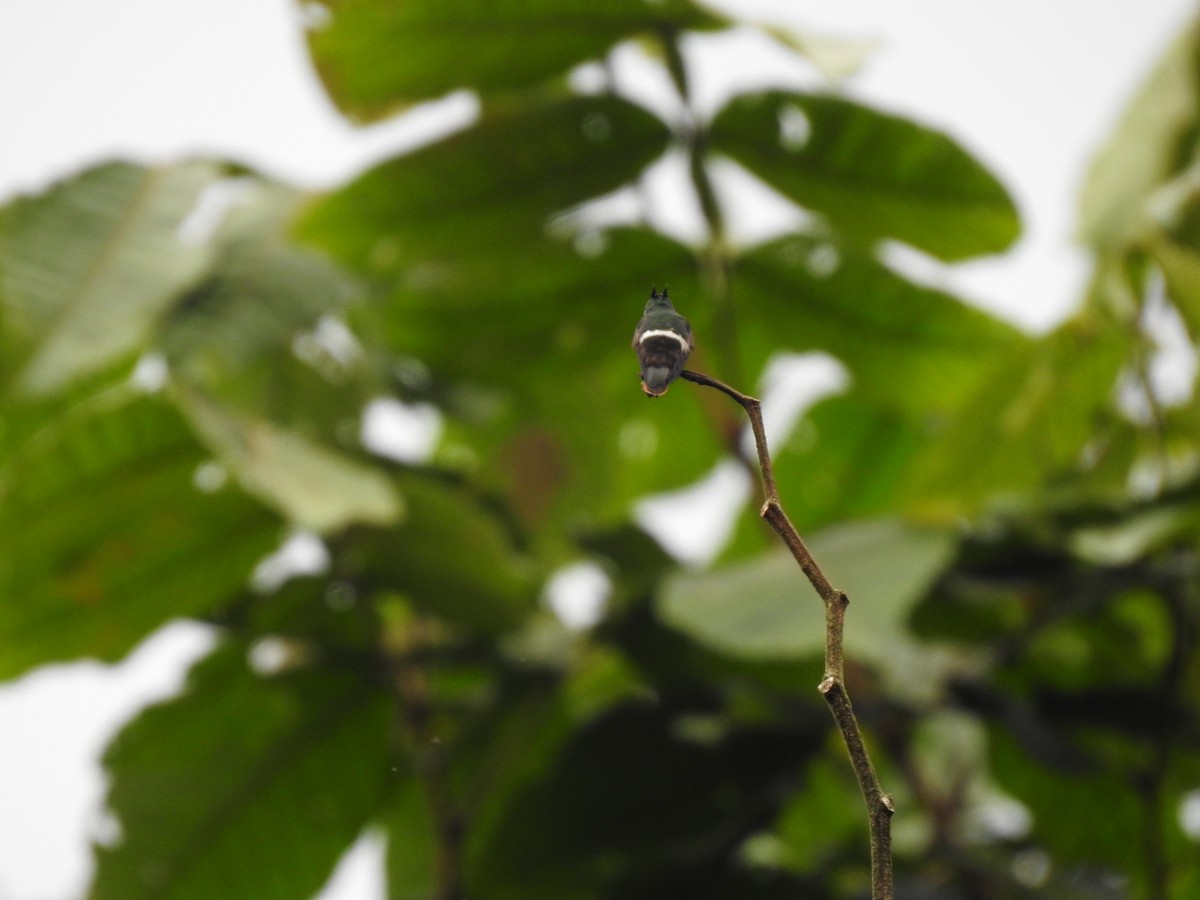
[
  {"left": 989, "top": 726, "right": 1143, "bottom": 880},
  {"left": 304, "top": 0, "right": 722, "bottom": 120},
  {"left": 907, "top": 311, "right": 1130, "bottom": 511},
  {"left": 715, "top": 393, "right": 930, "bottom": 557},
  {"left": 659, "top": 519, "right": 954, "bottom": 670},
  {"left": 155, "top": 180, "right": 399, "bottom": 530},
  {"left": 1148, "top": 230, "right": 1200, "bottom": 341},
  {"left": 467, "top": 701, "right": 818, "bottom": 899},
  {"left": 93, "top": 643, "right": 394, "bottom": 899},
  {"left": 159, "top": 179, "right": 359, "bottom": 377},
  {"left": 365, "top": 228, "right": 689, "bottom": 390},
  {"left": 770, "top": 755, "right": 864, "bottom": 874},
  {"left": 297, "top": 94, "right": 671, "bottom": 275},
  {"left": 736, "top": 235, "right": 1026, "bottom": 416},
  {"left": 761, "top": 27, "right": 880, "bottom": 80},
  {"left": 176, "top": 386, "right": 403, "bottom": 533},
  {"left": 296, "top": 94, "right": 688, "bottom": 535},
  {"left": 383, "top": 782, "right": 439, "bottom": 900},
  {"left": 368, "top": 228, "right": 721, "bottom": 530},
  {"left": 0, "top": 161, "right": 219, "bottom": 395},
  {"left": 1077, "top": 19, "right": 1200, "bottom": 250},
  {"left": 710, "top": 91, "right": 1020, "bottom": 261},
  {"left": 334, "top": 470, "right": 539, "bottom": 633},
  {"left": 0, "top": 391, "right": 279, "bottom": 678}
]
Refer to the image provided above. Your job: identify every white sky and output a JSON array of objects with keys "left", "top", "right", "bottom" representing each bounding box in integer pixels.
[{"left": 0, "top": 1, "right": 1194, "bottom": 898}]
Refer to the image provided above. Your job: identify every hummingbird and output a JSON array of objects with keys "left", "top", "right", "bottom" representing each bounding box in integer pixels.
[{"left": 632, "top": 287, "right": 694, "bottom": 397}]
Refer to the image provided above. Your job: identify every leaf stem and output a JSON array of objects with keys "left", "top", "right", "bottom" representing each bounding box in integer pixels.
[{"left": 680, "top": 368, "right": 895, "bottom": 900}]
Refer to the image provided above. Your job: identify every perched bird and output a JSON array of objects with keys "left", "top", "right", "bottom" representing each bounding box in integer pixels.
[{"left": 632, "top": 287, "right": 694, "bottom": 397}]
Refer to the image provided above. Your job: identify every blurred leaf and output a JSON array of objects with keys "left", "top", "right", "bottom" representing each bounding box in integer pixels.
[
  {"left": 715, "top": 390, "right": 936, "bottom": 563},
  {"left": 0, "top": 161, "right": 218, "bottom": 395},
  {"left": 989, "top": 726, "right": 1144, "bottom": 882},
  {"left": 334, "top": 470, "right": 539, "bottom": 633},
  {"left": 159, "top": 179, "right": 358, "bottom": 375},
  {"left": 158, "top": 177, "right": 382, "bottom": 447},
  {"left": 177, "top": 386, "right": 403, "bottom": 533},
  {"left": 772, "top": 394, "right": 928, "bottom": 534},
  {"left": 602, "top": 858, "right": 831, "bottom": 900},
  {"left": 763, "top": 28, "right": 881, "bottom": 80},
  {"left": 736, "top": 235, "right": 1025, "bottom": 416},
  {"left": 711, "top": 91, "right": 1020, "bottom": 261},
  {"left": 467, "top": 700, "right": 818, "bottom": 899},
  {"left": 581, "top": 522, "right": 677, "bottom": 606},
  {"left": 0, "top": 391, "right": 278, "bottom": 678},
  {"left": 770, "top": 754, "right": 863, "bottom": 875},
  {"left": 659, "top": 519, "right": 954, "bottom": 671},
  {"left": 297, "top": 93, "right": 697, "bottom": 536},
  {"left": 93, "top": 643, "right": 393, "bottom": 899},
  {"left": 383, "top": 782, "right": 439, "bottom": 900},
  {"left": 304, "top": 0, "right": 722, "bottom": 119},
  {"left": 908, "top": 311, "right": 1130, "bottom": 512},
  {"left": 380, "top": 229, "right": 720, "bottom": 530},
  {"left": 660, "top": 551, "right": 824, "bottom": 661},
  {"left": 1149, "top": 229, "right": 1200, "bottom": 341},
  {"left": 1077, "top": 18, "right": 1200, "bottom": 250},
  {"left": 1069, "top": 504, "right": 1200, "bottom": 565},
  {"left": 228, "top": 572, "right": 382, "bottom": 652},
  {"left": 297, "top": 94, "right": 671, "bottom": 274},
  {"left": 1023, "top": 589, "right": 1172, "bottom": 693},
  {"left": 366, "top": 228, "right": 688, "bottom": 389}
]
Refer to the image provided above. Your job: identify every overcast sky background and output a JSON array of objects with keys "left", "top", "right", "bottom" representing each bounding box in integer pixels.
[{"left": 0, "top": 1, "right": 1195, "bottom": 898}]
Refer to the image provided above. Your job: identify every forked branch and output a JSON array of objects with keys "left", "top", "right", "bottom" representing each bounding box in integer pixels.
[{"left": 680, "top": 369, "right": 895, "bottom": 899}]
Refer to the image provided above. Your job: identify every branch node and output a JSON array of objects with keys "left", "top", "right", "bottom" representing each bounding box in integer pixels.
[{"left": 818, "top": 674, "right": 837, "bottom": 694}]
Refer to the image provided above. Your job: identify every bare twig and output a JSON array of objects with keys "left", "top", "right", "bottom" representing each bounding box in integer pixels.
[{"left": 680, "top": 368, "right": 895, "bottom": 900}]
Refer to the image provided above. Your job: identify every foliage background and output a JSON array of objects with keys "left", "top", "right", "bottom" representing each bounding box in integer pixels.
[{"left": 3, "top": 2, "right": 1200, "bottom": 898}]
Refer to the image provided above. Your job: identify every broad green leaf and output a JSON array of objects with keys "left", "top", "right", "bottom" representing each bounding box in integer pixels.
[
  {"left": 1023, "top": 588, "right": 1173, "bottom": 691},
  {"left": 1149, "top": 229, "right": 1200, "bottom": 341},
  {"left": 579, "top": 522, "right": 677, "bottom": 606},
  {"left": 467, "top": 701, "right": 819, "bottom": 899},
  {"left": 226, "top": 572, "right": 383, "bottom": 651},
  {"left": 93, "top": 643, "right": 393, "bottom": 899},
  {"left": 0, "top": 161, "right": 219, "bottom": 395},
  {"left": 304, "top": 0, "right": 722, "bottom": 120},
  {"left": 659, "top": 518, "right": 954, "bottom": 669},
  {"left": 376, "top": 229, "right": 720, "bottom": 530},
  {"left": 158, "top": 178, "right": 359, "bottom": 378},
  {"left": 769, "top": 755, "right": 864, "bottom": 874},
  {"left": 1070, "top": 505, "right": 1200, "bottom": 566},
  {"left": 1077, "top": 18, "right": 1200, "bottom": 250},
  {"left": 907, "top": 311, "right": 1130, "bottom": 512},
  {"left": 365, "top": 228, "right": 691, "bottom": 389},
  {"left": 735, "top": 235, "right": 1026, "bottom": 417},
  {"left": 159, "top": 184, "right": 380, "bottom": 450},
  {"left": 988, "top": 727, "right": 1144, "bottom": 882},
  {"left": 296, "top": 94, "right": 671, "bottom": 276},
  {"left": 710, "top": 91, "right": 1020, "bottom": 261},
  {"left": 176, "top": 387, "right": 403, "bottom": 533},
  {"left": 0, "top": 391, "right": 279, "bottom": 678},
  {"left": 333, "top": 470, "right": 539, "bottom": 633},
  {"left": 383, "top": 783, "right": 439, "bottom": 900},
  {"left": 296, "top": 94, "right": 686, "bottom": 534},
  {"left": 728, "top": 392, "right": 931, "bottom": 546}
]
